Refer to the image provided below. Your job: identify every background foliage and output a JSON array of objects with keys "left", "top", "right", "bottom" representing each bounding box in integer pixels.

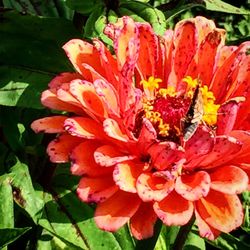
[{"left": 0, "top": 0, "right": 250, "bottom": 249}]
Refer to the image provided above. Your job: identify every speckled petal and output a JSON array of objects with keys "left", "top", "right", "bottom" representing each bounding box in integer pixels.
[
  {"left": 94, "top": 191, "right": 141, "bottom": 232},
  {"left": 210, "top": 165, "right": 248, "bottom": 194},
  {"left": 175, "top": 171, "right": 211, "bottom": 201},
  {"left": 77, "top": 176, "right": 118, "bottom": 203},
  {"left": 31, "top": 116, "right": 66, "bottom": 133},
  {"left": 130, "top": 202, "right": 157, "bottom": 240},
  {"left": 154, "top": 190, "right": 194, "bottom": 226},
  {"left": 196, "top": 190, "right": 244, "bottom": 233}
]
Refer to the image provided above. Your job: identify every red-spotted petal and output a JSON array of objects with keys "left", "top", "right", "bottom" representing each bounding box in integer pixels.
[
  {"left": 210, "top": 165, "right": 248, "bottom": 194},
  {"left": 94, "top": 145, "right": 135, "bottom": 167},
  {"left": 196, "top": 190, "right": 244, "bottom": 232},
  {"left": 148, "top": 142, "right": 185, "bottom": 170},
  {"left": 70, "top": 141, "right": 113, "bottom": 177},
  {"left": 130, "top": 202, "right": 157, "bottom": 240},
  {"left": 31, "top": 116, "right": 66, "bottom": 133},
  {"left": 47, "top": 134, "right": 83, "bottom": 163},
  {"left": 77, "top": 176, "right": 118, "bottom": 203},
  {"left": 175, "top": 171, "right": 211, "bottom": 201},
  {"left": 94, "top": 191, "right": 141, "bottom": 232},
  {"left": 154, "top": 191, "right": 194, "bottom": 226},
  {"left": 113, "top": 162, "right": 144, "bottom": 193},
  {"left": 195, "top": 210, "right": 221, "bottom": 240},
  {"left": 64, "top": 117, "right": 105, "bottom": 139},
  {"left": 136, "top": 173, "right": 174, "bottom": 202}
]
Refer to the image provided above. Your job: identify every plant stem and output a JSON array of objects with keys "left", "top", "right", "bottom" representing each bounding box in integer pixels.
[
  {"left": 172, "top": 216, "right": 195, "bottom": 250},
  {"left": 135, "top": 219, "right": 163, "bottom": 250}
]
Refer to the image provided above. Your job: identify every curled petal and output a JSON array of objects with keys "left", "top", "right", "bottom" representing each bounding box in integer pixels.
[
  {"left": 77, "top": 176, "right": 118, "bottom": 203},
  {"left": 70, "top": 141, "right": 113, "bottom": 177},
  {"left": 113, "top": 162, "right": 144, "bottom": 193},
  {"left": 103, "top": 118, "right": 129, "bottom": 142},
  {"left": 94, "top": 145, "right": 135, "bottom": 167},
  {"left": 199, "top": 135, "right": 242, "bottom": 169},
  {"left": 148, "top": 142, "right": 185, "bottom": 170},
  {"left": 136, "top": 173, "right": 174, "bottom": 202},
  {"left": 210, "top": 165, "right": 248, "bottom": 194},
  {"left": 64, "top": 117, "right": 105, "bottom": 139},
  {"left": 196, "top": 190, "right": 244, "bottom": 232},
  {"left": 175, "top": 171, "right": 211, "bottom": 201},
  {"left": 130, "top": 202, "right": 157, "bottom": 240},
  {"left": 154, "top": 191, "right": 194, "bottom": 226},
  {"left": 47, "top": 134, "right": 83, "bottom": 163},
  {"left": 94, "top": 191, "right": 141, "bottom": 232},
  {"left": 195, "top": 210, "right": 221, "bottom": 240},
  {"left": 31, "top": 116, "right": 66, "bottom": 133}
]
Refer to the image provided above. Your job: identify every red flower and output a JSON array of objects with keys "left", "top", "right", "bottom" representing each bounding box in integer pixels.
[{"left": 32, "top": 16, "right": 250, "bottom": 240}]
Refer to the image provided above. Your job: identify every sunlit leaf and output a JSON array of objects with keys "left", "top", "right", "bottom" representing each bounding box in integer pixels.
[{"left": 66, "top": 0, "right": 103, "bottom": 15}]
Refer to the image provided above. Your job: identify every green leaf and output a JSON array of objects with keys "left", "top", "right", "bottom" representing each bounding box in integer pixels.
[
  {"left": 203, "top": 0, "right": 250, "bottom": 14},
  {"left": 0, "top": 11, "right": 80, "bottom": 109},
  {"left": 0, "top": 227, "right": 31, "bottom": 248},
  {"left": 0, "top": 175, "right": 14, "bottom": 228},
  {"left": 113, "top": 225, "right": 135, "bottom": 250},
  {"left": 184, "top": 231, "right": 205, "bottom": 250},
  {"left": 9, "top": 158, "right": 44, "bottom": 223},
  {"left": 37, "top": 165, "right": 131, "bottom": 250},
  {"left": 119, "top": 1, "right": 166, "bottom": 35},
  {"left": 206, "top": 232, "right": 250, "bottom": 250},
  {"left": 3, "top": 0, "right": 74, "bottom": 19},
  {"left": 66, "top": 0, "right": 103, "bottom": 15},
  {"left": 242, "top": 191, "right": 250, "bottom": 233}
]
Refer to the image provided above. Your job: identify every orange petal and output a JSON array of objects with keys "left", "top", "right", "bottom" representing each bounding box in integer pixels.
[
  {"left": 103, "top": 118, "right": 129, "bottom": 142},
  {"left": 31, "top": 116, "right": 66, "bottom": 133},
  {"left": 175, "top": 171, "right": 211, "bottom": 201},
  {"left": 148, "top": 142, "right": 185, "bottom": 170},
  {"left": 113, "top": 162, "right": 144, "bottom": 193},
  {"left": 210, "top": 165, "right": 248, "bottom": 194},
  {"left": 94, "top": 191, "right": 141, "bottom": 232},
  {"left": 195, "top": 210, "right": 221, "bottom": 240},
  {"left": 199, "top": 135, "right": 242, "bottom": 169},
  {"left": 94, "top": 145, "right": 135, "bottom": 167},
  {"left": 49, "top": 72, "right": 83, "bottom": 89},
  {"left": 69, "top": 79, "right": 107, "bottom": 119},
  {"left": 64, "top": 117, "right": 105, "bottom": 139},
  {"left": 136, "top": 173, "right": 174, "bottom": 202},
  {"left": 168, "top": 21, "right": 196, "bottom": 85},
  {"left": 63, "top": 39, "right": 105, "bottom": 80},
  {"left": 47, "top": 134, "right": 83, "bottom": 163},
  {"left": 216, "top": 98, "right": 245, "bottom": 135},
  {"left": 130, "top": 202, "right": 157, "bottom": 240},
  {"left": 154, "top": 190, "right": 194, "bottom": 226},
  {"left": 41, "top": 89, "right": 84, "bottom": 114},
  {"left": 196, "top": 190, "right": 244, "bottom": 232},
  {"left": 215, "top": 46, "right": 237, "bottom": 69},
  {"left": 77, "top": 176, "right": 118, "bottom": 203},
  {"left": 70, "top": 141, "right": 113, "bottom": 177}
]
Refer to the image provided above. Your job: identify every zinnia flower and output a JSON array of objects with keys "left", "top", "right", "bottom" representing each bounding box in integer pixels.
[{"left": 31, "top": 16, "right": 250, "bottom": 240}]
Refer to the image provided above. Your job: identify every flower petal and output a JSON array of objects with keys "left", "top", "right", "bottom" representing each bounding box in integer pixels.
[
  {"left": 94, "top": 145, "right": 135, "bottom": 167},
  {"left": 47, "top": 134, "right": 83, "bottom": 163},
  {"left": 64, "top": 117, "right": 105, "bottom": 139},
  {"left": 199, "top": 135, "right": 242, "bottom": 169},
  {"left": 77, "top": 176, "right": 118, "bottom": 203},
  {"left": 195, "top": 210, "right": 221, "bottom": 240},
  {"left": 148, "top": 142, "right": 185, "bottom": 170},
  {"left": 136, "top": 173, "right": 174, "bottom": 202},
  {"left": 196, "top": 190, "right": 243, "bottom": 232},
  {"left": 113, "top": 161, "right": 144, "bottom": 193},
  {"left": 154, "top": 191, "right": 194, "bottom": 226},
  {"left": 31, "top": 116, "right": 66, "bottom": 133},
  {"left": 130, "top": 202, "right": 157, "bottom": 240},
  {"left": 175, "top": 171, "right": 211, "bottom": 201},
  {"left": 70, "top": 141, "right": 113, "bottom": 177},
  {"left": 94, "top": 191, "right": 141, "bottom": 232},
  {"left": 210, "top": 165, "right": 248, "bottom": 194}
]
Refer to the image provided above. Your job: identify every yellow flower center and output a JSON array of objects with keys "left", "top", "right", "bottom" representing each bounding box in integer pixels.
[{"left": 140, "top": 76, "right": 220, "bottom": 140}]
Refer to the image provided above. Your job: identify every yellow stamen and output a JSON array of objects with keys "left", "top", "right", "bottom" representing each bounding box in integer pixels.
[
  {"left": 158, "top": 86, "right": 176, "bottom": 97},
  {"left": 183, "top": 76, "right": 199, "bottom": 91},
  {"left": 158, "top": 123, "right": 170, "bottom": 136},
  {"left": 140, "top": 76, "right": 162, "bottom": 92}
]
